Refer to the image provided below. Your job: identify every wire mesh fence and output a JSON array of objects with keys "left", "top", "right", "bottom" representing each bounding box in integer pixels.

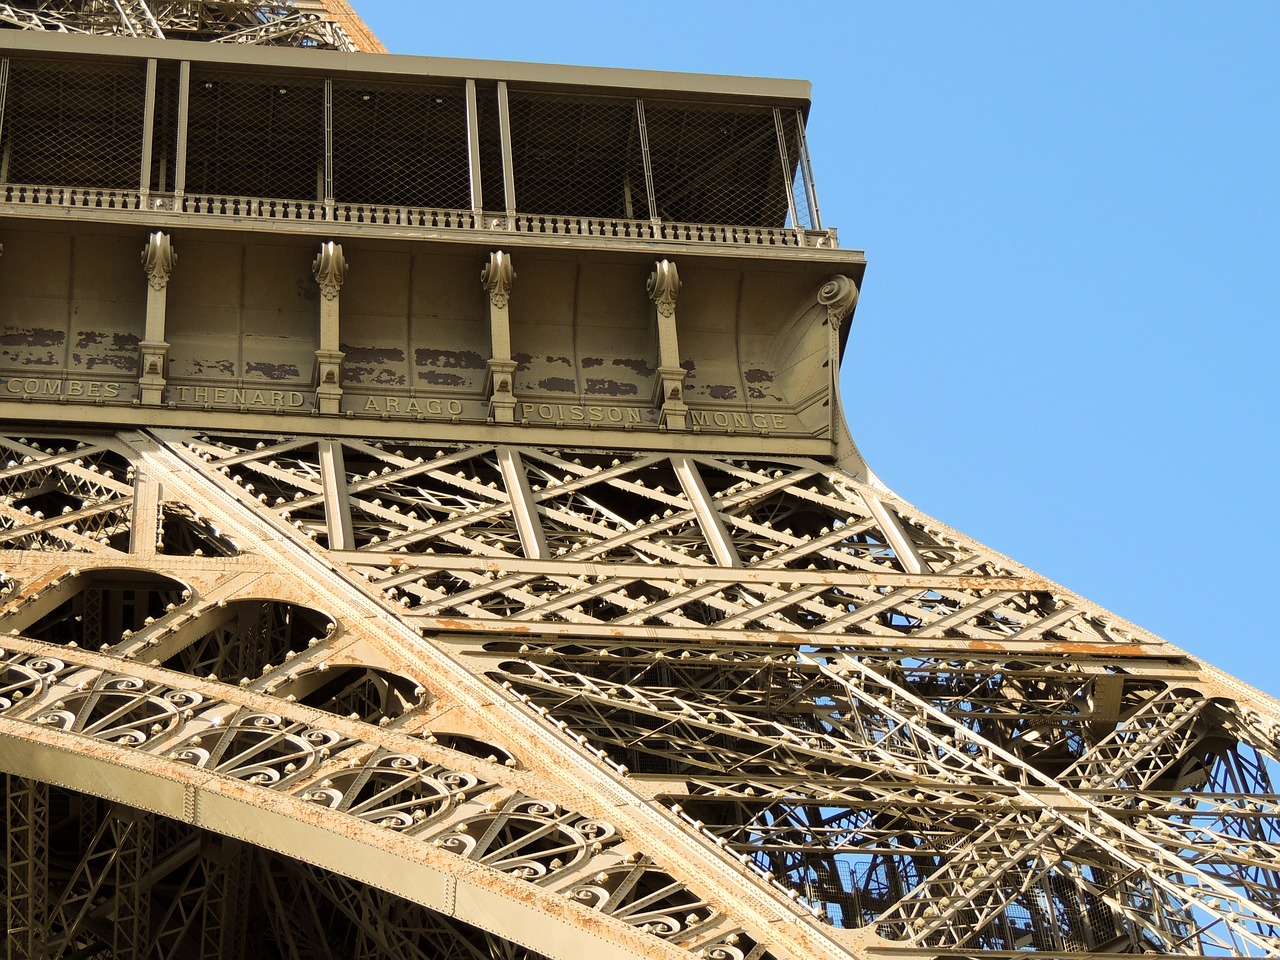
[
  {"left": 185, "top": 67, "right": 325, "bottom": 201},
  {"left": 507, "top": 90, "right": 650, "bottom": 221},
  {"left": 0, "top": 52, "right": 824, "bottom": 235},
  {"left": 331, "top": 77, "right": 469, "bottom": 210},
  {"left": 643, "top": 98, "right": 789, "bottom": 227},
  {"left": 0, "top": 56, "right": 146, "bottom": 189}
]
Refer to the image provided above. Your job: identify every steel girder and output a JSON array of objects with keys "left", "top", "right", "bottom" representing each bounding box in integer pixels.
[
  {"left": 0, "top": 426, "right": 1278, "bottom": 958},
  {"left": 0, "top": 0, "right": 368, "bottom": 50}
]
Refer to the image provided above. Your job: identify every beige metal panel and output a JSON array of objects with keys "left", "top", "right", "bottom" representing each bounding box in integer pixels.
[
  {"left": 0, "top": 224, "right": 71, "bottom": 372},
  {"left": 0, "top": 721, "right": 190, "bottom": 820},
  {"left": 164, "top": 234, "right": 243, "bottom": 380}
]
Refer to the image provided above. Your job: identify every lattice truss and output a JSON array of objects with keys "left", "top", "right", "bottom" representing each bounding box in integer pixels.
[
  {"left": 0, "top": 0, "right": 365, "bottom": 50},
  {"left": 1, "top": 426, "right": 1280, "bottom": 958}
]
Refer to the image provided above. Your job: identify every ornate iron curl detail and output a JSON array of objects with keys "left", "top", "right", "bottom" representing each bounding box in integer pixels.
[
  {"left": 817, "top": 275, "right": 858, "bottom": 323},
  {"left": 434, "top": 797, "right": 620, "bottom": 881},
  {"left": 302, "top": 751, "right": 486, "bottom": 830}
]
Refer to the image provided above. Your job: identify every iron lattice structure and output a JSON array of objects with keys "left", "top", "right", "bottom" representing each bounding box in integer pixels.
[
  {"left": 0, "top": 0, "right": 384, "bottom": 51},
  {"left": 1, "top": 10, "right": 1280, "bottom": 960}
]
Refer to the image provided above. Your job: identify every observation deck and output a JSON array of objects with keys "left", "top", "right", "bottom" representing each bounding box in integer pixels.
[
  {"left": 1, "top": 31, "right": 836, "bottom": 248},
  {"left": 0, "top": 31, "right": 865, "bottom": 465}
]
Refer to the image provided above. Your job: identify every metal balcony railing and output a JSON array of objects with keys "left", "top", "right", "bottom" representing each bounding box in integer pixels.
[{"left": 0, "top": 51, "right": 836, "bottom": 249}]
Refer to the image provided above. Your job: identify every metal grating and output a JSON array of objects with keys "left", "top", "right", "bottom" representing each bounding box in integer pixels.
[
  {"left": 184, "top": 68, "right": 324, "bottom": 201},
  {"left": 331, "top": 78, "right": 469, "bottom": 210},
  {"left": 507, "top": 90, "right": 650, "bottom": 221},
  {"left": 0, "top": 56, "right": 145, "bottom": 189},
  {"left": 644, "top": 99, "right": 790, "bottom": 227}
]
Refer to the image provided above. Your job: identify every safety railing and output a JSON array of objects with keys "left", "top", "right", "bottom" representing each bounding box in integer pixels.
[{"left": 0, "top": 183, "right": 839, "bottom": 248}]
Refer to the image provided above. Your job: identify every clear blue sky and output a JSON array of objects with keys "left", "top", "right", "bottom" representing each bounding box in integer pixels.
[{"left": 358, "top": 2, "right": 1280, "bottom": 698}]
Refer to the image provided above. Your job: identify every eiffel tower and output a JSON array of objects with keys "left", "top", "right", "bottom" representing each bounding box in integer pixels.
[{"left": 0, "top": 4, "right": 1278, "bottom": 959}]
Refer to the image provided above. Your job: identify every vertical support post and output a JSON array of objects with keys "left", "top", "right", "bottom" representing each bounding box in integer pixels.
[
  {"left": 496, "top": 446, "right": 548, "bottom": 560},
  {"left": 317, "top": 439, "right": 355, "bottom": 550},
  {"left": 0, "top": 58, "right": 11, "bottom": 185},
  {"left": 774, "top": 107, "right": 801, "bottom": 230},
  {"left": 174, "top": 60, "right": 190, "bottom": 200},
  {"left": 497, "top": 81, "right": 516, "bottom": 219},
  {"left": 647, "top": 259, "right": 688, "bottom": 430},
  {"left": 794, "top": 108, "right": 822, "bottom": 231},
  {"left": 312, "top": 241, "right": 347, "bottom": 415},
  {"left": 110, "top": 809, "right": 154, "bottom": 960},
  {"left": 482, "top": 250, "right": 517, "bottom": 423},
  {"left": 323, "top": 77, "right": 334, "bottom": 218},
  {"left": 139, "top": 230, "right": 175, "bottom": 405},
  {"left": 5, "top": 775, "right": 49, "bottom": 960},
  {"left": 130, "top": 464, "right": 162, "bottom": 555},
  {"left": 465, "top": 78, "right": 484, "bottom": 215},
  {"left": 202, "top": 839, "right": 250, "bottom": 960},
  {"left": 636, "top": 99, "right": 658, "bottom": 225},
  {"left": 140, "top": 58, "right": 158, "bottom": 205}
]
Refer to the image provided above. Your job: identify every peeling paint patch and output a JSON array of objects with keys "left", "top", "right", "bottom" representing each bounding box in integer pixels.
[
  {"left": 75, "top": 331, "right": 106, "bottom": 349},
  {"left": 581, "top": 357, "right": 603, "bottom": 368},
  {"left": 342, "top": 346, "right": 406, "bottom": 364},
  {"left": 546, "top": 355, "right": 571, "bottom": 366},
  {"left": 744, "top": 367, "right": 773, "bottom": 383},
  {"left": 346, "top": 366, "right": 406, "bottom": 386},
  {"left": 680, "top": 359, "right": 696, "bottom": 372},
  {"left": 0, "top": 328, "right": 65, "bottom": 348},
  {"left": 586, "top": 378, "right": 638, "bottom": 396},
  {"left": 246, "top": 361, "right": 300, "bottom": 380},
  {"left": 612, "top": 357, "right": 655, "bottom": 377},
  {"left": 416, "top": 348, "right": 485, "bottom": 370},
  {"left": 85, "top": 354, "right": 138, "bottom": 371},
  {"left": 112, "top": 333, "right": 140, "bottom": 351},
  {"left": 708, "top": 385, "right": 738, "bottom": 400},
  {"left": 417, "top": 371, "right": 466, "bottom": 386},
  {"left": 748, "top": 387, "right": 766, "bottom": 400},
  {"left": 187, "top": 359, "right": 236, "bottom": 376},
  {"left": 3, "top": 352, "right": 58, "bottom": 366},
  {"left": 512, "top": 352, "right": 533, "bottom": 373},
  {"left": 297, "top": 277, "right": 320, "bottom": 301},
  {"left": 538, "top": 377, "right": 574, "bottom": 392}
]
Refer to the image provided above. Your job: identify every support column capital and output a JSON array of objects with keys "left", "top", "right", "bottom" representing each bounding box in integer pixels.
[
  {"left": 647, "top": 259, "right": 680, "bottom": 318},
  {"left": 482, "top": 250, "right": 515, "bottom": 310},
  {"left": 141, "top": 231, "right": 176, "bottom": 291},
  {"left": 312, "top": 241, "right": 347, "bottom": 300}
]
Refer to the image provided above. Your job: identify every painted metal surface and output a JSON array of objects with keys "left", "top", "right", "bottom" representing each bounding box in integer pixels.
[{"left": 0, "top": 14, "right": 1278, "bottom": 960}]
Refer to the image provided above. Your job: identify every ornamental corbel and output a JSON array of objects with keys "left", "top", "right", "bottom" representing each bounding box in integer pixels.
[
  {"left": 138, "top": 232, "right": 176, "bottom": 405},
  {"left": 647, "top": 259, "right": 680, "bottom": 319},
  {"left": 482, "top": 251, "right": 519, "bottom": 424},
  {"left": 817, "top": 275, "right": 858, "bottom": 325},
  {"left": 482, "top": 250, "right": 515, "bottom": 311},
  {"left": 648, "top": 260, "right": 687, "bottom": 431},
  {"left": 312, "top": 242, "right": 348, "bottom": 414},
  {"left": 313, "top": 242, "right": 347, "bottom": 301},
  {"left": 141, "top": 231, "right": 176, "bottom": 291}
]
